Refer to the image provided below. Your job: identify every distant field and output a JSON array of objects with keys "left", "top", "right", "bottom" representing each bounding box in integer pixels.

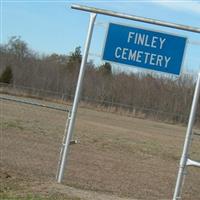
[{"left": 1, "top": 94, "right": 200, "bottom": 200}]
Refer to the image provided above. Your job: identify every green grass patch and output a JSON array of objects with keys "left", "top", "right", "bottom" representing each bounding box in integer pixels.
[
  {"left": 1, "top": 119, "right": 24, "bottom": 130},
  {"left": 0, "top": 193, "right": 81, "bottom": 200}
]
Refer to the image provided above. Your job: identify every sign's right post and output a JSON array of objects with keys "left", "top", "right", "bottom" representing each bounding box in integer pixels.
[{"left": 173, "top": 73, "right": 200, "bottom": 200}]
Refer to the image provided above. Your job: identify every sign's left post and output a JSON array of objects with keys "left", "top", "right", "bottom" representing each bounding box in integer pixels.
[{"left": 57, "top": 13, "right": 97, "bottom": 183}]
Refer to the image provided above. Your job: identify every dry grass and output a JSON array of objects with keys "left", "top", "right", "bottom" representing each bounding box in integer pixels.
[{"left": 1, "top": 95, "right": 200, "bottom": 200}]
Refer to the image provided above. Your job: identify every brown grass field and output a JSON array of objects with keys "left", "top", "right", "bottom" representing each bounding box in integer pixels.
[{"left": 1, "top": 94, "right": 200, "bottom": 200}]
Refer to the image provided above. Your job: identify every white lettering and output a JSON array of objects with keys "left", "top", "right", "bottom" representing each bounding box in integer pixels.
[
  {"left": 150, "top": 54, "right": 156, "bottom": 65},
  {"left": 151, "top": 36, "right": 158, "bottom": 48},
  {"left": 127, "top": 31, "right": 167, "bottom": 50},
  {"left": 127, "top": 32, "right": 135, "bottom": 43},
  {"left": 128, "top": 49, "right": 137, "bottom": 60},
  {"left": 159, "top": 38, "right": 166, "bottom": 49},
  {"left": 164, "top": 56, "right": 171, "bottom": 68},
  {"left": 134, "top": 33, "right": 138, "bottom": 44},
  {"left": 114, "top": 46, "right": 170, "bottom": 69},
  {"left": 136, "top": 51, "right": 143, "bottom": 63},
  {"left": 156, "top": 55, "right": 163, "bottom": 67},
  {"left": 115, "top": 47, "right": 121, "bottom": 58},
  {"left": 122, "top": 48, "right": 128, "bottom": 60},
  {"left": 144, "top": 52, "right": 151, "bottom": 64},
  {"left": 137, "top": 34, "right": 145, "bottom": 46},
  {"left": 144, "top": 35, "right": 150, "bottom": 47}
]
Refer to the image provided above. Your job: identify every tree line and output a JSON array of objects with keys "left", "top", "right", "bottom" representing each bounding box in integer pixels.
[{"left": 0, "top": 36, "right": 199, "bottom": 125}]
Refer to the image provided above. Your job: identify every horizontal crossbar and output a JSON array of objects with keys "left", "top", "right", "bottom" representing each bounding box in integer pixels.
[
  {"left": 71, "top": 4, "right": 200, "bottom": 34},
  {"left": 63, "top": 140, "right": 78, "bottom": 146},
  {"left": 70, "top": 140, "right": 78, "bottom": 145},
  {"left": 0, "top": 95, "right": 69, "bottom": 112},
  {"left": 193, "top": 131, "right": 200, "bottom": 137},
  {"left": 186, "top": 159, "right": 200, "bottom": 167}
]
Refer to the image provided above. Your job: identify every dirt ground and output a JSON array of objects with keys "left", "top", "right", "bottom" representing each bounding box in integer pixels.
[{"left": 1, "top": 94, "right": 200, "bottom": 200}]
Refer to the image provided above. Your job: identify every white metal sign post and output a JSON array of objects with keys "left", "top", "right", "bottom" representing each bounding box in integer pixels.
[
  {"left": 57, "top": 4, "right": 200, "bottom": 199},
  {"left": 56, "top": 13, "right": 96, "bottom": 183},
  {"left": 173, "top": 73, "right": 200, "bottom": 200}
]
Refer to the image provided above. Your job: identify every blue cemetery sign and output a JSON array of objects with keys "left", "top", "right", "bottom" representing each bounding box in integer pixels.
[{"left": 103, "top": 23, "right": 187, "bottom": 75}]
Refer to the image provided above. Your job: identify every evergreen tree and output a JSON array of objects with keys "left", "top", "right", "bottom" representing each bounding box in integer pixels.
[
  {"left": 98, "top": 62, "right": 112, "bottom": 76},
  {"left": 0, "top": 66, "right": 13, "bottom": 84},
  {"left": 67, "top": 46, "right": 82, "bottom": 73}
]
